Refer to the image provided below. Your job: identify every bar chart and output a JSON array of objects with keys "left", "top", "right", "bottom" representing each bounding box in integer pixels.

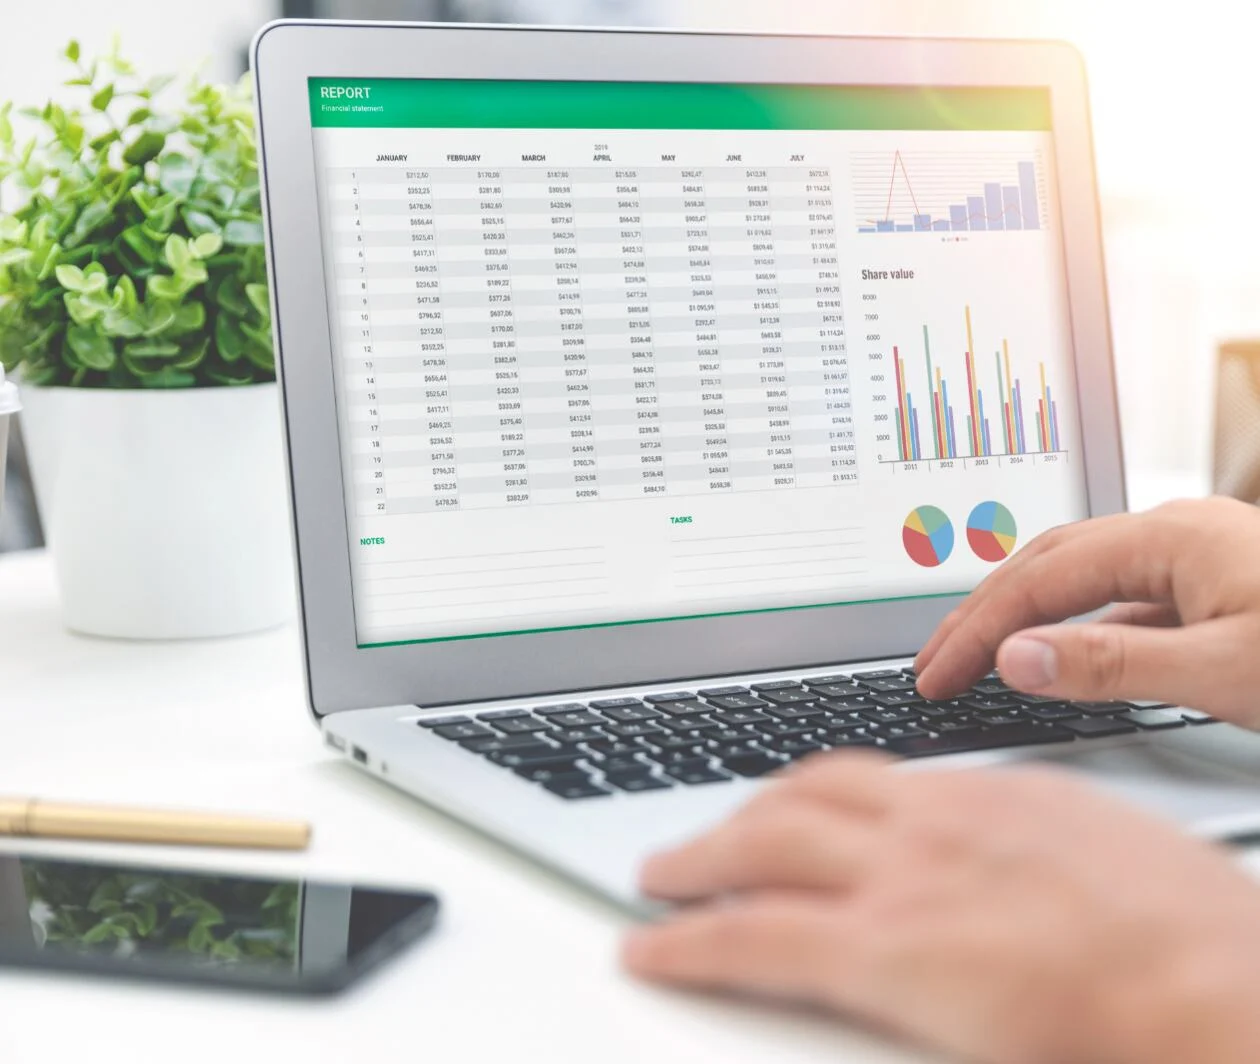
[
  {"left": 854, "top": 150, "right": 1048, "bottom": 234},
  {"left": 886, "top": 305, "right": 1064, "bottom": 464}
]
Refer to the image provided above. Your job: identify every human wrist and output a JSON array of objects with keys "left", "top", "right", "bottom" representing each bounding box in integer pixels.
[{"left": 1094, "top": 948, "right": 1260, "bottom": 1064}]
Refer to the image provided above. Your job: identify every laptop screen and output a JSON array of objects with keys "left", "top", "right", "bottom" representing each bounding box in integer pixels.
[{"left": 306, "top": 79, "right": 1088, "bottom": 650}]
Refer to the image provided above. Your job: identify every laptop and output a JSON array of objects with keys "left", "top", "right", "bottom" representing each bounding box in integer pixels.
[{"left": 252, "top": 19, "right": 1260, "bottom": 910}]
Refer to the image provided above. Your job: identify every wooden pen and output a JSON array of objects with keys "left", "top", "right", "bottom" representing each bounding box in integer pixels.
[{"left": 0, "top": 798, "right": 311, "bottom": 851}]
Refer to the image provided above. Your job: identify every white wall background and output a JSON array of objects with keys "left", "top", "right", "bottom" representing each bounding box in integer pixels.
[{"left": 3, "top": 0, "right": 1253, "bottom": 491}]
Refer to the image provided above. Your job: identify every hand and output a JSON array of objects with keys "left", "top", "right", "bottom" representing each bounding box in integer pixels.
[
  {"left": 914, "top": 497, "right": 1260, "bottom": 723},
  {"left": 624, "top": 754, "right": 1260, "bottom": 1064}
]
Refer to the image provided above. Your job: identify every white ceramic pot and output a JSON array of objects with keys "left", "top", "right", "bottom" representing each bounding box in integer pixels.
[{"left": 19, "top": 382, "right": 294, "bottom": 639}]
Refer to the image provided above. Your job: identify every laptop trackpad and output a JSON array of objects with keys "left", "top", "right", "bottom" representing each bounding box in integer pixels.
[{"left": 1033, "top": 726, "right": 1260, "bottom": 839}]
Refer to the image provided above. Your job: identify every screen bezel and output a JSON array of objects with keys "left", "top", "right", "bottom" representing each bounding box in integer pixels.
[{"left": 251, "top": 21, "right": 1124, "bottom": 715}]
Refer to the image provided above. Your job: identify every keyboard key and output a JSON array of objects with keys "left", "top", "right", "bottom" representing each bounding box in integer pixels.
[
  {"left": 819, "top": 696, "right": 872, "bottom": 712},
  {"left": 587, "top": 754, "right": 647, "bottom": 774},
  {"left": 817, "top": 717, "right": 866, "bottom": 735},
  {"left": 654, "top": 717, "right": 719, "bottom": 736},
  {"left": 823, "top": 732, "right": 880, "bottom": 749},
  {"left": 698, "top": 685, "right": 749, "bottom": 697},
  {"left": 713, "top": 708, "right": 772, "bottom": 726},
  {"left": 722, "top": 752, "right": 787, "bottom": 778},
  {"left": 514, "top": 761, "right": 587, "bottom": 783},
  {"left": 889, "top": 724, "right": 1074, "bottom": 758},
  {"left": 853, "top": 669, "right": 903, "bottom": 680},
  {"left": 877, "top": 724, "right": 931, "bottom": 741},
  {"left": 644, "top": 691, "right": 698, "bottom": 704},
  {"left": 1072, "top": 701, "right": 1135, "bottom": 716},
  {"left": 1061, "top": 717, "right": 1138, "bottom": 738},
  {"left": 860, "top": 707, "right": 920, "bottom": 726},
  {"left": 598, "top": 705, "right": 663, "bottom": 724},
  {"left": 750, "top": 680, "right": 802, "bottom": 692},
  {"left": 434, "top": 722, "right": 496, "bottom": 741},
  {"left": 489, "top": 749, "right": 582, "bottom": 770},
  {"left": 476, "top": 709, "right": 530, "bottom": 721},
  {"left": 585, "top": 738, "right": 645, "bottom": 757},
  {"left": 759, "top": 720, "right": 822, "bottom": 739},
  {"left": 664, "top": 761, "right": 733, "bottom": 786},
  {"left": 916, "top": 701, "right": 964, "bottom": 718},
  {"left": 533, "top": 703, "right": 589, "bottom": 716},
  {"left": 1117, "top": 709, "right": 1186, "bottom": 731},
  {"left": 757, "top": 688, "right": 817, "bottom": 705},
  {"left": 648, "top": 747, "right": 714, "bottom": 767},
  {"left": 766, "top": 737, "right": 825, "bottom": 758},
  {"left": 1182, "top": 710, "right": 1219, "bottom": 725},
  {"left": 418, "top": 715, "right": 470, "bottom": 728},
  {"left": 605, "top": 770, "right": 672, "bottom": 793},
  {"left": 1130, "top": 700, "right": 1172, "bottom": 709},
  {"left": 707, "top": 740, "right": 763, "bottom": 759},
  {"left": 707, "top": 726, "right": 753, "bottom": 743},
  {"left": 801, "top": 674, "right": 857, "bottom": 686},
  {"left": 960, "top": 696, "right": 1019, "bottom": 712},
  {"left": 1019, "top": 703, "right": 1081, "bottom": 722},
  {"left": 543, "top": 775, "right": 612, "bottom": 800},
  {"left": 546, "top": 726, "right": 606, "bottom": 744},
  {"left": 934, "top": 718, "right": 982, "bottom": 735},
  {"left": 869, "top": 691, "right": 923, "bottom": 708},
  {"left": 806, "top": 682, "right": 867, "bottom": 699},
  {"left": 590, "top": 697, "right": 647, "bottom": 710},
  {"left": 971, "top": 679, "right": 1012, "bottom": 695},
  {"left": 605, "top": 722, "right": 665, "bottom": 739},
  {"left": 973, "top": 711, "right": 1025, "bottom": 727},
  {"left": 1010, "top": 693, "right": 1062, "bottom": 706},
  {"left": 651, "top": 700, "right": 710, "bottom": 717},
  {"left": 764, "top": 703, "right": 826, "bottom": 720},
  {"left": 546, "top": 710, "right": 606, "bottom": 728},
  {"left": 705, "top": 694, "right": 770, "bottom": 711},
  {"left": 642, "top": 735, "right": 707, "bottom": 755},
  {"left": 860, "top": 677, "right": 918, "bottom": 693},
  {"left": 460, "top": 735, "right": 554, "bottom": 755},
  {"left": 488, "top": 716, "right": 550, "bottom": 736}
]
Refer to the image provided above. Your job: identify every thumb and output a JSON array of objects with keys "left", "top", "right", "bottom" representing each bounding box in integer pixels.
[{"left": 995, "top": 619, "right": 1251, "bottom": 716}]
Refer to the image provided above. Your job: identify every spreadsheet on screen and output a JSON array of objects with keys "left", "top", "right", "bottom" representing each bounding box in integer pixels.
[{"left": 307, "top": 80, "right": 1087, "bottom": 648}]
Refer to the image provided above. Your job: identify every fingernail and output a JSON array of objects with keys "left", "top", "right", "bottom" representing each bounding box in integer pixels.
[{"left": 1000, "top": 636, "right": 1058, "bottom": 690}]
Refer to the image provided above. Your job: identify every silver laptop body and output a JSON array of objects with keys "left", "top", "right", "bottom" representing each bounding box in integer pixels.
[{"left": 253, "top": 20, "right": 1260, "bottom": 911}]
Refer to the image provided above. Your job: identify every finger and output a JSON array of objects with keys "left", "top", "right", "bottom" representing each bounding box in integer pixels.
[
  {"left": 913, "top": 516, "right": 1128, "bottom": 674},
  {"left": 623, "top": 892, "right": 849, "bottom": 1006},
  {"left": 776, "top": 748, "right": 898, "bottom": 816},
  {"left": 916, "top": 515, "right": 1179, "bottom": 697},
  {"left": 995, "top": 616, "right": 1260, "bottom": 717},
  {"left": 1098, "top": 603, "right": 1180, "bottom": 627},
  {"left": 639, "top": 797, "right": 878, "bottom": 900}
]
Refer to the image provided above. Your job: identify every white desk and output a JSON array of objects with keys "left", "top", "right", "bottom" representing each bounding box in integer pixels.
[
  {"left": 0, "top": 470, "right": 1218, "bottom": 1064},
  {"left": 0, "top": 549, "right": 931, "bottom": 1064}
]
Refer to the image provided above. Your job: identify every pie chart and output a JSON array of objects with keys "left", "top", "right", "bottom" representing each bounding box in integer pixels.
[
  {"left": 902, "top": 505, "right": 955, "bottom": 568},
  {"left": 967, "top": 501, "right": 1018, "bottom": 562}
]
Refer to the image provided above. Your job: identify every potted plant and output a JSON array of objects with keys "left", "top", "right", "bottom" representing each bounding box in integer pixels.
[{"left": 0, "top": 41, "right": 292, "bottom": 638}]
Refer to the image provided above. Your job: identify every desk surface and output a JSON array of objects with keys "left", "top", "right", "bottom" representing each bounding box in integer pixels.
[
  {"left": 0, "top": 471, "right": 1213, "bottom": 1063},
  {"left": 0, "top": 549, "right": 931, "bottom": 1064}
]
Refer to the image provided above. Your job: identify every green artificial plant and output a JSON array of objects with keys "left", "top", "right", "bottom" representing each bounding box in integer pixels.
[{"left": 0, "top": 39, "right": 274, "bottom": 388}]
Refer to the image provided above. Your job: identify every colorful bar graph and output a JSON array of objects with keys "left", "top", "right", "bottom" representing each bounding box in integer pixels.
[{"left": 885, "top": 305, "right": 1065, "bottom": 464}]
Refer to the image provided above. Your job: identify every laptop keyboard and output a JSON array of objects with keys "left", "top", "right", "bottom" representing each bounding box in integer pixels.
[{"left": 414, "top": 668, "right": 1218, "bottom": 800}]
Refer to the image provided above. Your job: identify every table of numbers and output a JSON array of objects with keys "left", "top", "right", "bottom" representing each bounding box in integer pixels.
[{"left": 327, "top": 163, "right": 856, "bottom": 516}]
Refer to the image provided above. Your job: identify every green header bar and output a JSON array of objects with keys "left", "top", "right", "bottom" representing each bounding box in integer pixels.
[{"left": 309, "top": 79, "right": 1051, "bottom": 131}]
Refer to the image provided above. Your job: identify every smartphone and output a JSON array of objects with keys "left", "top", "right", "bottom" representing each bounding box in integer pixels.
[{"left": 0, "top": 851, "right": 439, "bottom": 995}]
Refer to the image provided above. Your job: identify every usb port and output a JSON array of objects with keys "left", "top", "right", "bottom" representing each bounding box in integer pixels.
[
  {"left": 351, "top": 746, "right": 369, "bottom": 765},
  {"left": 325, "top": 733, "right": 346, "bottom": 752}
]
